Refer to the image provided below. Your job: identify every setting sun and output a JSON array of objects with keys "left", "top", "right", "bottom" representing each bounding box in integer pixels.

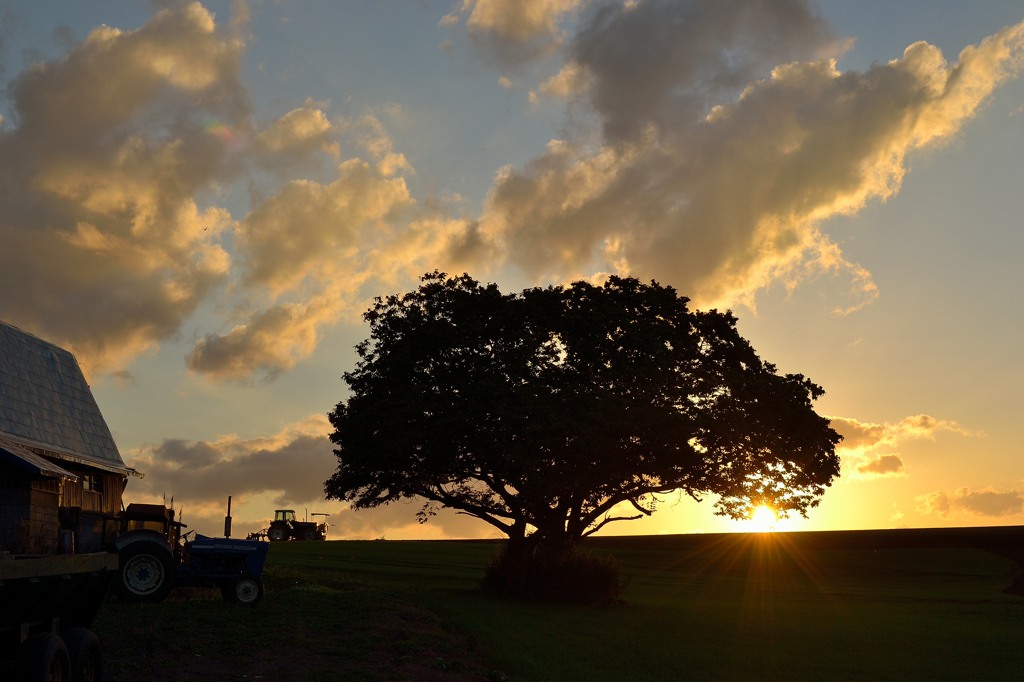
[{"left": 749, "top": 505, "right": 778, "bottom": 532}]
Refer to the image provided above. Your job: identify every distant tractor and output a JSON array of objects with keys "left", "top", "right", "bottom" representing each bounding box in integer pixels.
[{"left": 267, "top": 509, "right": 329, "bottom": 542}]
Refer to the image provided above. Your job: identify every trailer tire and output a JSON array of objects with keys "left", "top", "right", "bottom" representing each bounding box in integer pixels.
[
  {"left": 19, "top": 632, "right": 71, "bottom": 682},
  {"left": 115, "top": 540, "right": 175, "bottom": 603},
  {"left": 220, "top": 574, "right": 265, "bottom": 605},
  {"left": 63, "top": 628, "right": 102, "bottom": 682},
  {"left": 268, "top": 525, "right": 287, "bottom": 542}
]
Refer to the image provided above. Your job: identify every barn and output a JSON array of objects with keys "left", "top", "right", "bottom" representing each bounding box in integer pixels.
[{"left": 0, "top": 320, "right": 138, "bottom": 554}]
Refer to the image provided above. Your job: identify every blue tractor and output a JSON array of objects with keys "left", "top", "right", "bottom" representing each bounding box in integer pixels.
[{"left": 111, "top": 503, "right": 269, "bottom": 605}]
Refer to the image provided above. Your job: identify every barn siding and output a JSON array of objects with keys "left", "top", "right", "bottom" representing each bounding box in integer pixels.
[
  {"left": 0, "top": 487, "right": 30, "bottom": 552},
  {"left": 0, "top": 486, "right": 59, "bottom": 553}
]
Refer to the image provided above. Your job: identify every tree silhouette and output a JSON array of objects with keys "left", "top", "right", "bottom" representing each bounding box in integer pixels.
[{"left": 326, "top": 272, "right": 841, "bottom": 557}]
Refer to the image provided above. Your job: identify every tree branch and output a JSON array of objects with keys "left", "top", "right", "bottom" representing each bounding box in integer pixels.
[
  {"left": 629, "top": 497, "right": 654, "bottom": 516},
  {"left": 582, "top": 513, "right": 644, "bottom": 538}
]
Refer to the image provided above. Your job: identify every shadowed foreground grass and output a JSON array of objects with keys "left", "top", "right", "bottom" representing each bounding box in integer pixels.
[{"left": 94, "top": 531, "right": 1024, "bottom": 681}]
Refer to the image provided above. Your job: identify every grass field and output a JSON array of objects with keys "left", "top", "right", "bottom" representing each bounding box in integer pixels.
[{"left": 93, "top": 530, "right": 1024, "bottom": 681}]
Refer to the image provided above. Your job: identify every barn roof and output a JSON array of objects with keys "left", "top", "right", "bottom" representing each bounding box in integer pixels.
[
  {"left": 0, "top": 438, "right": 78, "bottom": 480},
  {"left": 0, "top": 320, "right": 133, "bottom": 476}
]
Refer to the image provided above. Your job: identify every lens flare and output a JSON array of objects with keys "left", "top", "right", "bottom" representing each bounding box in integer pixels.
[{"left": 750, "top": 505, "right": 778, "bottom": 532}]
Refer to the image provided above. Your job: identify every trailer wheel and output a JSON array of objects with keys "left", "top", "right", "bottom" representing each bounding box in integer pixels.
[
  {"left": 115, "top": 541, "right": 175, "bottom": 603},
  {"left": 268, "top": 525, "right": 287, "bottom": 541},
  {"left": 63, "top": 628, "right": 102, "bottom": 682},
  {"left": 19, "top": 632, "right": 71, "bottom": 682}
]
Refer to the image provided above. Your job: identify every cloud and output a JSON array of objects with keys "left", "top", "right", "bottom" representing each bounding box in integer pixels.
[
  {"left": 539, "top": 60, "right": 591, "bottom": 99},
  {"left": 186, "top": 152, "right": 423, "bottom": 381},
  {"left": 570, "top": 0, "right": 838, "bottom": 144},
  {"left": 470, "top": 3, "right": 1024, "bottom": 311},
  {"left": 3, "top": 3, "right": 1024, "bottom": 387},
  {"left": 256, "top": 102, "right": 334, "bottom": 161},
  {"left": 916, "top": 487, "right": 1024, "bottom": 518},
  {"left": 0, "top": 6, "right": 464, "bottom": 382},
  {"left": 0, "top": 2, "right": 246, "bottom": 372},
  {"left": 187, "top": 297, "right": 342, "bottom": 382},
  {"left": 326, "top": 500, "right": 501, "bottom": 542},
  {"left": 187, "top": 105, "right": 490, "bottom": 381},
  {"left": 830, "top": 413, "right": 976, "bottom": 479},
  {"left": 856, "top": 454, "right": 906, "bottom": 477},
  {"left": 448, "top": 0, "right": 583, "bottom": 63},
  {"left": 831, "top": 414, "right": 977, "bottom": 449},
  {"left": 237, "top": 159, "right": 413, "bottom": 295},
  {"left": 125, "top": 415, "right": 335, "bottom": 510},
  {"left": 122, "top": 413, "right": 502, "bottom": 540}
]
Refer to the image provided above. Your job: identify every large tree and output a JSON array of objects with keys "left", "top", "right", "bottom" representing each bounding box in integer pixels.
[{"left": 326, "top": 272, "right": 840, "bottom": 553}]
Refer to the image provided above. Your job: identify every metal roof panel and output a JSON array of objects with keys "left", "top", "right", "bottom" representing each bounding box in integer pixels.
[{"left": 0, "top": 321, "right": 129, "bottom": 474}]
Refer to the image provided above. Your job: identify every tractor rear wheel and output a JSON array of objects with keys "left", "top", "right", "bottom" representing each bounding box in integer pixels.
[
  {"left": 115, "top": 541, "right": 175, "bottom": 603},
  {"left": 268, "top": 525, "right": 287, "bottom": 541}
]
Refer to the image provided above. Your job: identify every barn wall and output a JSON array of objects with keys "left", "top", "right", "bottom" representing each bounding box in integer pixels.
[
  {"left": 102, "top": 473, "right": 125, "bottom": 514},
  {"left": 0, "top": 461, "right": 30, "bottom": 552},
  {"left": 1, "top": 460, "right": 127, "bottom": 554},
  {"left": 0, "top": 484, "right": 59, "bottom": 554},
  {"left": 0, "top": 486, "right": 30, "bottom": 553},
  {"left": 56, "top": 469, "right": 126, "bottom": 551},
  {"left": 28, "top": 485, "right": 59, "bottom": 553},
  {"left": 59, "top": 468, "right": 126, "bottom": 513}
]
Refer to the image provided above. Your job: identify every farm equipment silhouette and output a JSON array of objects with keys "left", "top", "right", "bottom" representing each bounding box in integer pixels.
[
  {"left": 2, "top": 501, "right": 268, "bottom": 679},
  {"left": 1, "top": 553, "right": 114, "bottom": 681},
  {"left": 110, "top": 502, "right": 268, "bottom": 605},
  {"left": 256, "top": 509, "right": 329, "bottom": 542}
]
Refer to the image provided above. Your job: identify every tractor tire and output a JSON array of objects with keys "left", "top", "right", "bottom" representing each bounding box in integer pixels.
[
  {"left": 115, "top": 540, "right": 175, "bottom": 603},
  {"left": 221, "top": 575, "right": 265, "bottom": 605},
  {"left": 302, "top": 528, "right": 317, "bottom": 541},
  {"left": 268, "top": 525, "right": 287, "bottom": 542},
  {"left": 63, "top": 628, "right": 102, "bottom": 682},
  {"left": 19, "top": 632, "right": 71, "bottom": 682}
]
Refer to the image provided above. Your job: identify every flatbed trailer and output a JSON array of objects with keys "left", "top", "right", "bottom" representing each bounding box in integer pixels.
[{"left": 0, "top": 552, "right": 116, "bottom": 681}]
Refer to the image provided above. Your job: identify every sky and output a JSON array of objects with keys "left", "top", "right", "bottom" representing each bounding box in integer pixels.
[{"left": 2, "top": 0, "right": 1023, "bottom": 540}]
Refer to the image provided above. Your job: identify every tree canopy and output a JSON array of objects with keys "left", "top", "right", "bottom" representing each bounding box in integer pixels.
[{"left": 326, "top": 272, "right": 841, "bottom": 550}]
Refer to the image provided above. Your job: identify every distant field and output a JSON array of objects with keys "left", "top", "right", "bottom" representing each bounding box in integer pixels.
[{"left": 95, "top": 528, "right": 1024, "bottom": 681}]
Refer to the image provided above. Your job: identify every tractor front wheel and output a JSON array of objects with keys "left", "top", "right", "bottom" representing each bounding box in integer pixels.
[
  {"left": 221, "top": 575, "right": 265, "bottom": 605},
  {"left": 115, "top": 541, "right": 175, "bottom": 603}
]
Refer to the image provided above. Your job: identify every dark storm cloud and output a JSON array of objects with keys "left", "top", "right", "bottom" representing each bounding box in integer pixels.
[{"left": 127, "top": 418, "right": 336, "bottom": 508}]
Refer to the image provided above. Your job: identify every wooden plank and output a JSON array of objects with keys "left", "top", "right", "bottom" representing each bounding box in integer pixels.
[{"left": 0, "top": 552, "right": 117, "bottom": 580}]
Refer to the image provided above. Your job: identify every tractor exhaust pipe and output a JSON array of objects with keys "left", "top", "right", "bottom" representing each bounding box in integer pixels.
[{"left": 224, "top": 495, "right": 233, "bottom": 538}]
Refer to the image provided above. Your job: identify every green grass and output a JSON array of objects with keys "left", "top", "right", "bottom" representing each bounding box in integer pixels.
[{"left": 93, "top": 534, "right": 1024, "bottom": 681}]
